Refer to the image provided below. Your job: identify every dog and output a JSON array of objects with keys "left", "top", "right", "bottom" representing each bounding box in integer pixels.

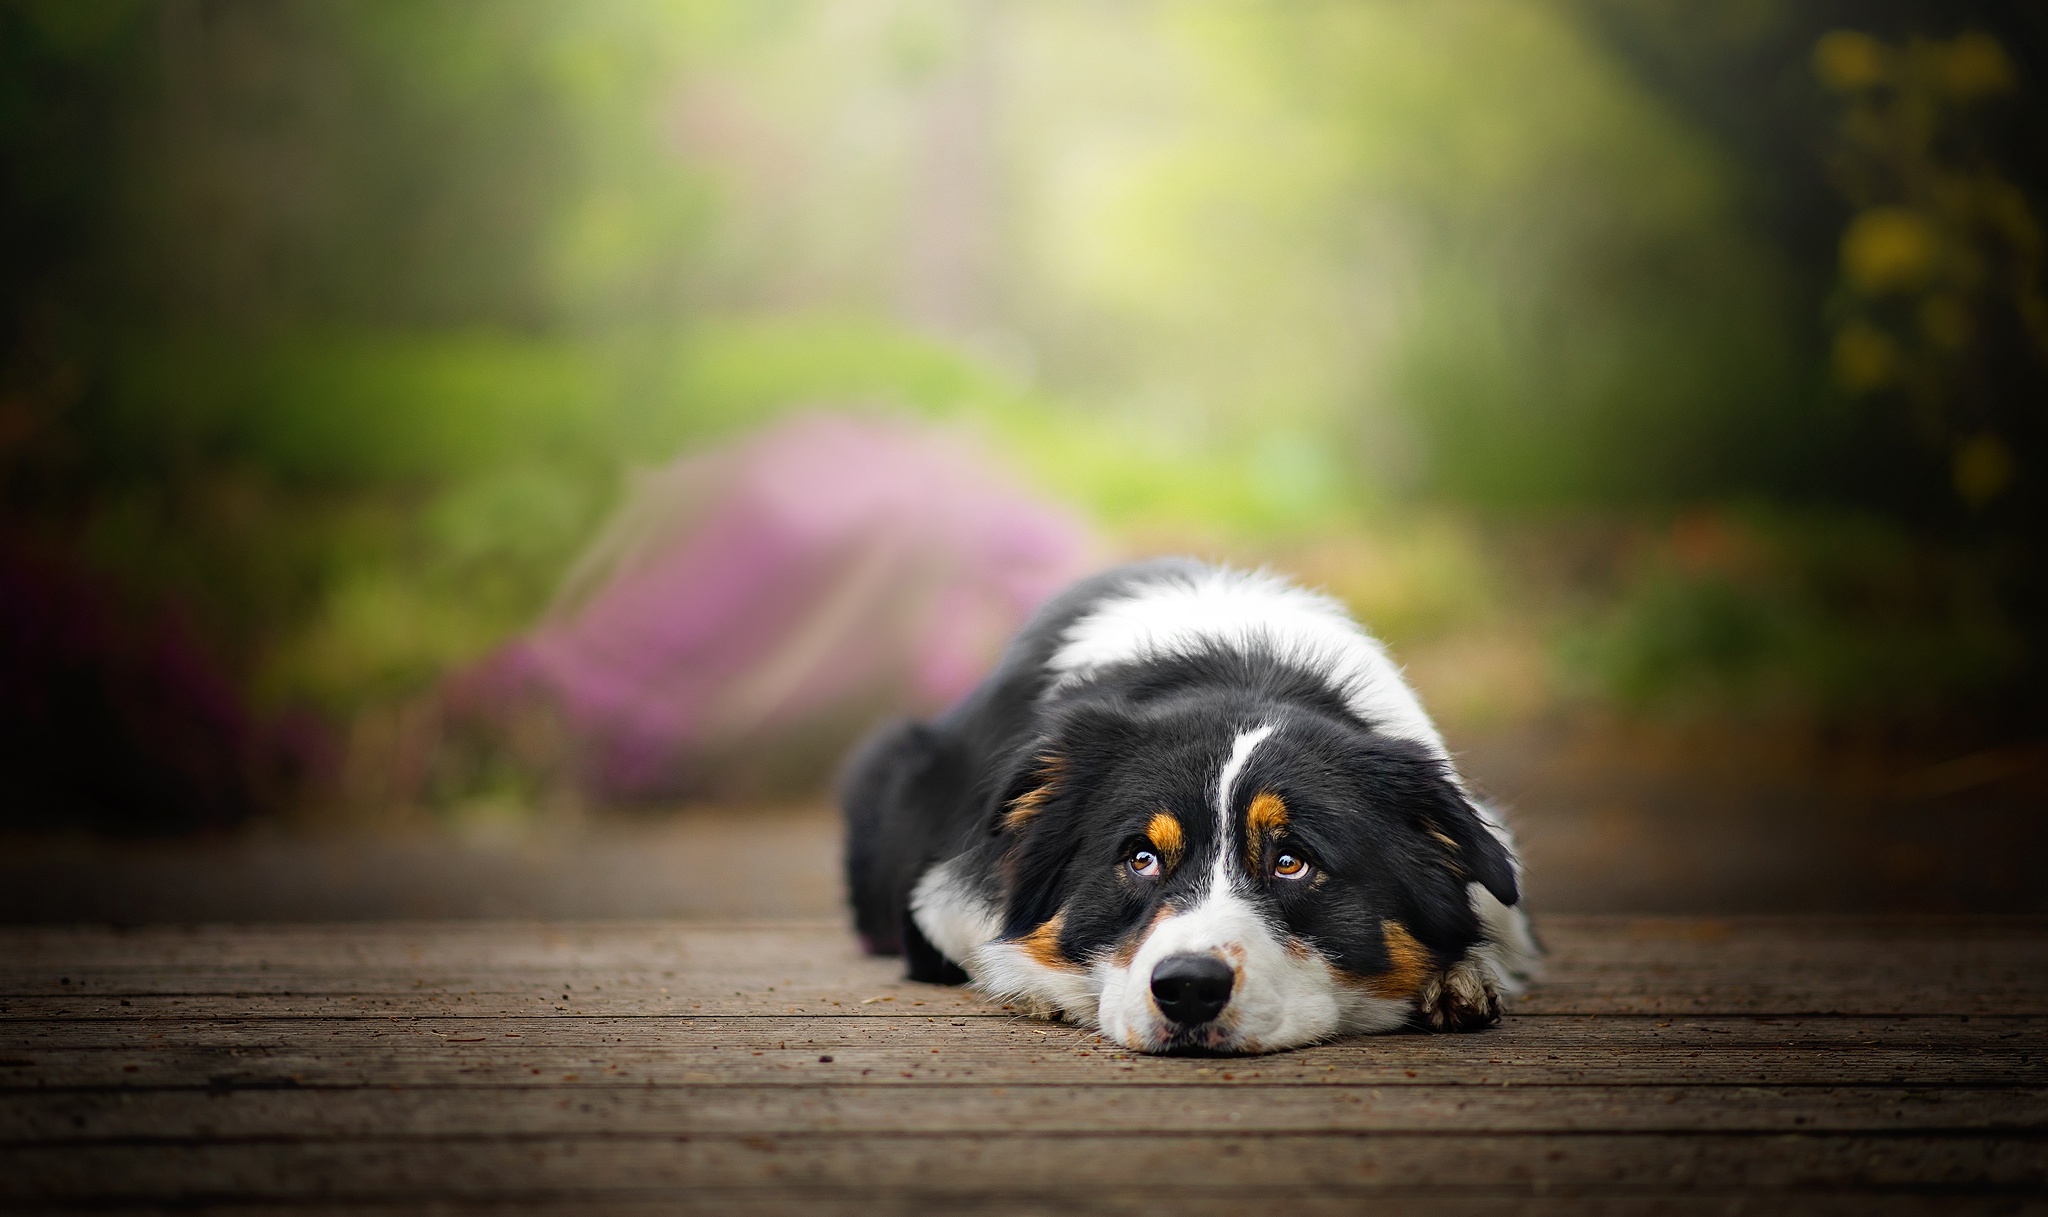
[{"left": 842, "top": 558, "right": 1537, "bottom": 1054}]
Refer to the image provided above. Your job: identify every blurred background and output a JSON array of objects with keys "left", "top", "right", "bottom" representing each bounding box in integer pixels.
[{"left": 3, "top": 0, "right": 2045, "bottom": 920}]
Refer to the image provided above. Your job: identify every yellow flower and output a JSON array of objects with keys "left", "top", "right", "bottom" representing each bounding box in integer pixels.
[
  {"left": 1842, "top": 208, "right": 1939, "bottom": 294},
  {"left": 1813, "top": 31, "right": 1887, "bottom": 92},
  {"left": 1937, "top": 32, "right": 2013, "bottom": 100}
]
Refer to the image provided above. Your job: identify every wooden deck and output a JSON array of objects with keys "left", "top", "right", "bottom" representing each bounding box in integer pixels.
[{"left": 3, "top": 916, "right": 2044, "bottom": 1214}]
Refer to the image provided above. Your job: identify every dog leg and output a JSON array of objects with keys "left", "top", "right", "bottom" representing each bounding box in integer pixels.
[{"left": 901, "top": 910, "right": 970, "bottom": 986}]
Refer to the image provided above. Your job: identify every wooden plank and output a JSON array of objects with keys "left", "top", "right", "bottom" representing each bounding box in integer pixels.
[
  {"left": 17, "top": 959, "right": 1991, "bottom": 995},
  {"left": 41, "top": 1197, "right": 2048, "bottom": 1217},
  {"left": 0, "top": 922, "right": 852, "bottom": 970},
  {"left": 7, "top": 917, "right": 2042, "bottom": 1019},
  {"left": 0, "top": 985, "right": 999, "bottom": 1022},
  {"left": 7, "top": 961, "right": 2042, "bottom": 1011},
  {"left": 8, "top": 928, "right": 2038, "bottom": 982},
  {"left": 6, "top": 1012, "right": 2039, "bottom": 1089},
  {"left": 8, "top": 1132, "right": 2046, "bottom": 1199},
  {"left": 9, "top": 985, "right": 2043, "bottom": 1018},
  {"left": 8, "top": 1084, "right": 2046, "bottom": 1142},
  {"left": 6, "top": 915, "right": 2041, "bottom": 972},
  {"left": 1517, "top": 984, "right": 2048, "bottom": 1014},
  {"left": 2, "top": 1041, "right": 2037, "bottom": 1089},
  {"left": 10, "top": 1012, "right": 2037, "bottom": 1049}
]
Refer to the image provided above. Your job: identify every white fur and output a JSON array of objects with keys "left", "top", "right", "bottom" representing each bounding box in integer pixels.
[
  {"left": 1470, "top": 886, "right": 1542, "bottom": 995},
  {"left": 971, "top": 938, "right": 1102, "bottom": 1023},
  {"left": 914, "top": 856, "right": 1102, "bottom": 1023},
  {"left": 1467, "top": 803, "right": 1542, "bottom": 996},
  {"left": 1212, "top": 724, "right": 1273, "bottom": 824},
  {"left": 909, "top": 857, "right": 1001, "bottom": 968},
  {"left": 1047, "top": 566, "right": 1447, "bottom": 757}
]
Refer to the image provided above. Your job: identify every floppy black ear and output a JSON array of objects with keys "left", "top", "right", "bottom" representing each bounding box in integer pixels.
[
  {"left": 1426, "top": 789, "right": 1520, "bottom": 908},
  {"left": 984, "top": 698, "right": 1145, "bottom": 937},
  {"left": 985, "top": 698, "right": 1149, "bottom": 833},
  {"left": 987, "top": 733, "right": 1063, "bottom": 837},
  {"left": 1346, "top": 736, "right": 1519, "bottom": 907}
]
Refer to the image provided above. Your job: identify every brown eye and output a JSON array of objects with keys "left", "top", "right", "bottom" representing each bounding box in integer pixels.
[
  {"left": 1128, "top": 849, "right": 1161, "bottom": 878},
  {"left": 1273, "top": 853, "right": 1310, "bottom": 880}
]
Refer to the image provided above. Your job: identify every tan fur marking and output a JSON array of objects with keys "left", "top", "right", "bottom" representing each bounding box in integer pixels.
[
  {"left": 1018, "top": 912, "right": 1079, "bottom": 971},
  {"left": 1145, "top": 811, "right": 1185, "bottom": 870},
  {"left": 1365, "top": 920, "right": 1436, "bottom": 1000},
  {"left": 1000, "top": 753, "right": 1065, "bottom": 832},
  {"left": 1002, "top": 784, "right": 1053, "bottom": 832},
  {"left": 1422, "top": 822, "right": 1467, "bottom": 879},
  {"left": 1244, "top": 791, "right": 1287, "bottom": 870}
]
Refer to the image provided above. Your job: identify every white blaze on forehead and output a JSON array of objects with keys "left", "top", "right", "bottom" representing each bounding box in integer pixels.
[
  {"left": 1211, "top": 724, "right": 1273, "bottom": 889},
  {"left": 1046, "top": 566, "right": 1446, "bottom": 757}
]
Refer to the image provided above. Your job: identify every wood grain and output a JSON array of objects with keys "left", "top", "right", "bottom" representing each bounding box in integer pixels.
[
  {"left": 9, "top": 1084, "right": 2047, "bottom": 1142},
  {"left": 7, "top": 1132, "right": 2046, "bottom": 1196},
  {"left": 5, "top": 917, "right": 2044, "bottom": 1212}
]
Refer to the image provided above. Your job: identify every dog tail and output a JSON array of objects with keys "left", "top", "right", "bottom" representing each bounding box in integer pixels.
[{"left": 839, "top": 717, "right": 948, "bottom": 956}]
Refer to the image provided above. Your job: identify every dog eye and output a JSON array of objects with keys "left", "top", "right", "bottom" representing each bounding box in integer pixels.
[
  {"left": 1128, "top": 850, "right": 1161, "bottom": 878},
  {"left": 1272, "top": 853, "right": 1311, "bottom": 880}
]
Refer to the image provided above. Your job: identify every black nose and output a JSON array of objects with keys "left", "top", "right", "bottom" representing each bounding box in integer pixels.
[{"left": 1150, "top": 953, "right": 1235, "bottom": 1026}]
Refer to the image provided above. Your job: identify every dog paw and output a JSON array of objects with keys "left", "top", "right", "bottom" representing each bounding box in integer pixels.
[{"left": 1416, "top": 959, "right": 1502, "bottom": 1032}]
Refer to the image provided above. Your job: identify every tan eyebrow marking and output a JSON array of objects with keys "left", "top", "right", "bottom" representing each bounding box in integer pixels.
[
  {"left": 1144, "top": 811, "right": 1185, "bottom": 870},
  {"left": 1018, "top": 911, "right": 1080, "bottom": 971},
  {"left": 1244, "top": 791, "right": 1287, "bottom": 870},
  {"left": 1365, "top": 920, "right": 1436, "bottom": 1001},
  {"left": 1000, "top": 752, "right": 1064, "bottom": 832}
]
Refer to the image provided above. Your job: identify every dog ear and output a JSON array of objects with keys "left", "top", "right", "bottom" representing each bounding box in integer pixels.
[
  {"left": 985, "top": 698, "right": 1147, "bottom": 836},
  {"left": 986, "top": 735, "right": 1075, "bottom": 937},
  {"left": 1423, "top": 787, "right": 1520, "bottom": 908},
  {"left": 988, "top": 736, "right": 1064, "bottom": 837},
  {"left": 985, "top": 699, "right": 1144, "bottom": 938},
  {"left": 1347, "top": 736, "right": 1519, "bottom": 907}
]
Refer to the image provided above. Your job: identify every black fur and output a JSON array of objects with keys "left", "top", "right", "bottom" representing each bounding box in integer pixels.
[{"left": 840, "top": 558, "right": 1518, "bottom": 992}]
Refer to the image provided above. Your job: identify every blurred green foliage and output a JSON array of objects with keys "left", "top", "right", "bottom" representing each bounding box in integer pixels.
[
  {"left": 1558, "top": 509, "right": 2027, "bottom": 721},
  {"left": 2, "top": 0, "right": 2044, "bottom": 823},
  {"left": 1010, "top": 2, "right": 1812, "bottom": 503}
]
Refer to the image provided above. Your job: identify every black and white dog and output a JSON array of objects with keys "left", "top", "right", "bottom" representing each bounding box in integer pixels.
[{"left": 842, "top": 559, "right": 1537, "bottom": 1054}]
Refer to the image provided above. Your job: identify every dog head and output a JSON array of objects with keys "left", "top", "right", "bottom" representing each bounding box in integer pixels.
[{"left": 971, "top": 682, "right": 1518, "bottom": 1054}]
